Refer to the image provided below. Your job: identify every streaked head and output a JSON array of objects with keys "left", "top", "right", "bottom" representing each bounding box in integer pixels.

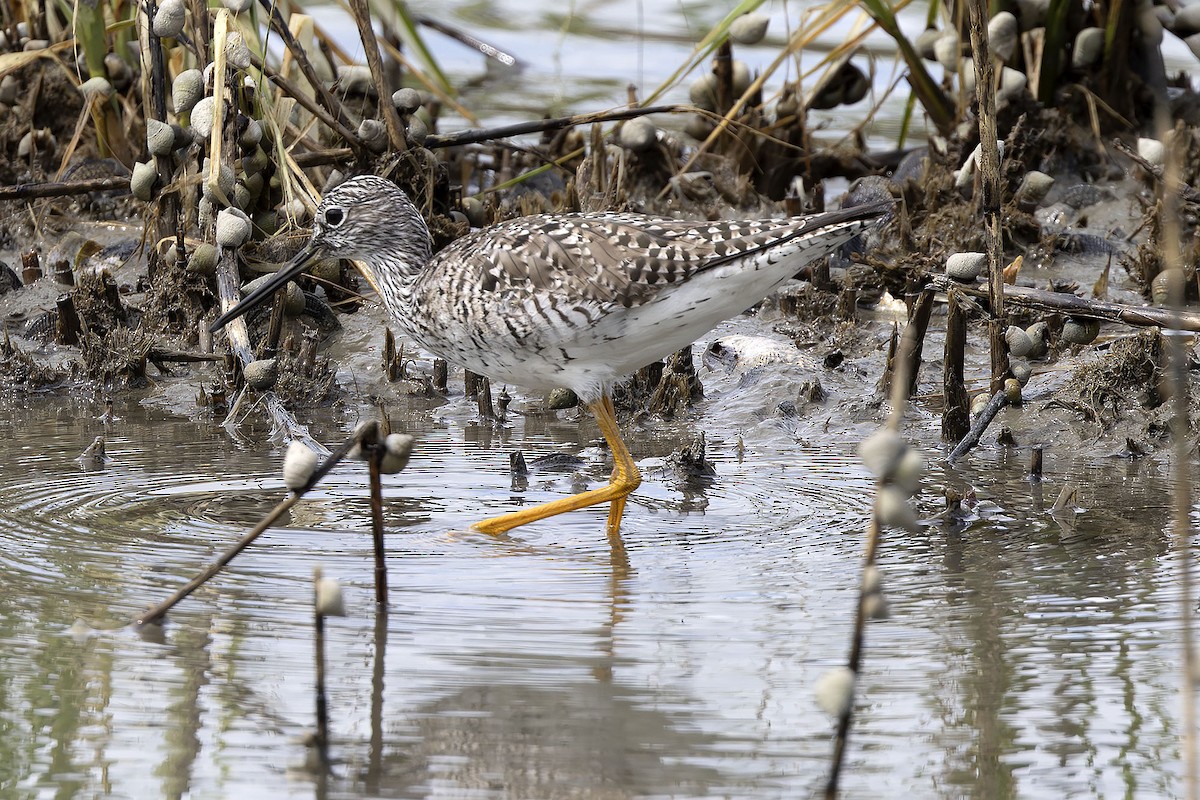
[
  {"left": 306, "top": 175, "right": 431, "bottom": 265},
  {"left": 210, "top": 175, "right": 432, "bottom": 332}
]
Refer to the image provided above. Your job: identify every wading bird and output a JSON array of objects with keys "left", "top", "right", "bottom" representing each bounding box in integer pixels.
[{"left": 212, "top": 175, "right": 888, "bottom": 536}]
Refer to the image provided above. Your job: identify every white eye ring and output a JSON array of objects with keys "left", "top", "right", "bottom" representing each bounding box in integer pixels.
[{"left": 324, "top": 207, "right": 346, "bottom": 227}]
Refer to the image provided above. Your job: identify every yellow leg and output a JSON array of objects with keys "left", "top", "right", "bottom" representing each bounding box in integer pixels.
[
  {"left": 474, "top": 394, "right": 641, "bottom": 536},
  {"left": 599, "top": 395, "right": 629, "bottom": 536}
]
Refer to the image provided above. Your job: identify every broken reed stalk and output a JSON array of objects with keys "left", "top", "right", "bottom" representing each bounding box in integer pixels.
[
  {"left": 904, "top": 288, "right": 936, "bottom": 397},
  {"left": 942, "top": 291, "right": 970, "bottom": 442},
  {"left": 367, "top": 446, "right": 388, "bottom": 606},
  {"left": 264, "top": 292, "right": 285, "bottom": 357},
  {"left": 1158, "top": 124, "right": 1198, "bottom": 800},
  {"left": 825, "top": 321, "right": 920, "bottom": 799},
  {"left": 954, "top": 280, "right": 1200, "bottom": 331},
  {"left": 946, "top": 389, "right": 1008, "bottom": 463},
  {"left": 313, "top": 566, "right": 330, "bottom": 753},
  {"left": 347, "top": 0, "right": 407, "bottom": 152},
  {"left": 423, "top": 105, "right": 683, "bottom": 149},
  {"left": 477, "top": 376, "right": 496, "bottom": 419},
  {"left": 967, "top": 0, "right": 1008, "bottom": 394},
  {"left": 1029, "top": 445, "right": 1043, "bottom": 480},
  {"left": 135, "top": 427, "right": 372, "bottom": 626},
  {"left": 433, "top": 358, "right": 448, "bottom": 392}
]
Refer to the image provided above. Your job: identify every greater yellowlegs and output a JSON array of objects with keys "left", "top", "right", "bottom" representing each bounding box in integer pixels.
[{"left": 213, "top": 175, "right": 889, "bottom": 536}]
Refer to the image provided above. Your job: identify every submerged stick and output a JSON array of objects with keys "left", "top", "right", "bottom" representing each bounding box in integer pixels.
[{"left": 947, "top": 389, "right": 1009, "bottom": 463}]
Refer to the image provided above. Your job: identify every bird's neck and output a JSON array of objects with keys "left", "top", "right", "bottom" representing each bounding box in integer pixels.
[{"left": 357, "top": 239, "right": 432, "bottom": 331}]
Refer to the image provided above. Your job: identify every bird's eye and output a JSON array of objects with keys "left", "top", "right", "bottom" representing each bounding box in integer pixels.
[{"left": 324, "top": 207, "right": 345, "bottom": 227}]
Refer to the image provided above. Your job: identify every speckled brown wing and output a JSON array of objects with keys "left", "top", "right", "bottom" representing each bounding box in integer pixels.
[{"left": 432, "top": 211, "right": 833, "bottom": 311}]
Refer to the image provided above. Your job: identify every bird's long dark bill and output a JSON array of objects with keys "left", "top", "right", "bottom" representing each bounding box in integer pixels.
[{"left": 209, "top": 246, "right": 322, "bottom": 332}]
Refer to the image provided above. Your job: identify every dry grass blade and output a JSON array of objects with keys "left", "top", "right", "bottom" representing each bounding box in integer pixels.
[
  {"left": 662, "top": 0, "right": 893, "bottom": 197},
  {"left": 641, "top": 0, "right": 767, "bottom": 108},
  {"left": 858, "top": 0, "right": 953, "bottom": 133}
]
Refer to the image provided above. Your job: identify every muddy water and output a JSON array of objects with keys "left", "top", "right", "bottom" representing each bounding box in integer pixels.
[
  {"left": 0, "top": 2, "right": 1194, "bottom": 798},
  {"left": 0, "top": 309, "right": 1190, "bottom": 798}
]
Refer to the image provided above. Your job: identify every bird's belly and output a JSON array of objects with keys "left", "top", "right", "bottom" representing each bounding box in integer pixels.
[{"left": 403, "top": 263, "right": 801, "bottom": 401}]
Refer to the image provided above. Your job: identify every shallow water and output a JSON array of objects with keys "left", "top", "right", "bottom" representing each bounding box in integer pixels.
[
  {"left": 0, "top": 318, "right": 1192, "bottom": 799},
  {"left": 2, "top": 1, "right": 1197, "bottom": 797}
]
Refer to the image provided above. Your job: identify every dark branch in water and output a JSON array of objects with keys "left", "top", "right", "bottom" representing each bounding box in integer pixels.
[
  {"left": 135, "top": 424, "right": 377, "bottom": 627},
  {"left": 947, "top": 389, "right": 1009, "bottom": 464}
]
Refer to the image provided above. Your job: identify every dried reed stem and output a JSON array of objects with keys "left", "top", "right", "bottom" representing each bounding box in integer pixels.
[
  {"left": 825, "top": 319, "right": 919, "bottom": 798},
  {"left": 1159, "top": 122, "right": 1197, "bottom": 800},
  {"left": 367, "top": 445, "right": 388, "bottom": 606},
  {"left": 967, "top": 0, "right": 1007, "bottom": 395}
]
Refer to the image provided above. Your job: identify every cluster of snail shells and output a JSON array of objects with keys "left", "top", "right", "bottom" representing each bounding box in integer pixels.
[
  {"left": 132, "top": 4, "right": 286, "bottom": 260},
  {"left": 858, "top": 428, "right": 925, "bottom": 533},
  {"left": 678, "top": 12, "right": 768, "bottom": 142}
]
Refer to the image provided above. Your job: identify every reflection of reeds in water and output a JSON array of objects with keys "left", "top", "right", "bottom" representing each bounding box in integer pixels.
[{"left": 1156, "top": 126, "right": 1197, "bottom": 797}]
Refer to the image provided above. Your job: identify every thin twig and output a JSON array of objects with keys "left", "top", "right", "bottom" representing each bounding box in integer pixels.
[
  {"left": 825, "top": 318, "right": 919, "bottom": 798},
  {"left": 423, "top": 105, "right": 684, "bottom": 149},
  {"left": 255, "top": 0, "right": 363, "bottom": 154},
  {"left": 249, "top": 51, "right": 367, "bottom": 153},
  {"left": 0, "top": 176, "right": 130, "bottom": 201},
  {"left": 946, "top": 389, "right": 1009, "bottom": 463},
  {"left": 347, "top": 0, "right": 407, "bottom": 152},
  {"left": 1113, "top": 137, "right": 1200, "bottom": 203},
  {"left": 134, "top": 426, "right": 372, "bottom": 626},
  {"left": 415, "top": 14, "right": 519, "bottom": 67}
]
